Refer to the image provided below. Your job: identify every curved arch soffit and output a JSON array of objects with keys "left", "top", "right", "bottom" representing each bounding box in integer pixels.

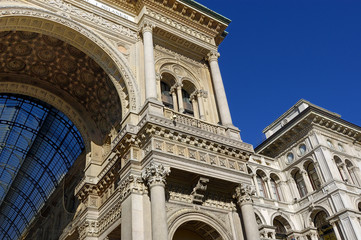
[
  {"left": 168, "top": 210, "right": 232, "bottom": 240},
  {"left": 270, "top": 213, "right": 295, "bottom": 230},
  {"left": 0, "top": 5, "right": 140, "bottom": 114},
  {"left": 156, "top": 59, "right": 202, "bottom": 89},
  {"left": 0, "top": 82, "right": 93, "bottom": 151}
]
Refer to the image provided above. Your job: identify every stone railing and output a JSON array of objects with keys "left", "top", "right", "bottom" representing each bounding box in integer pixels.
[{"left": 164, "top": 108, "right": 226, "bottom": 136}]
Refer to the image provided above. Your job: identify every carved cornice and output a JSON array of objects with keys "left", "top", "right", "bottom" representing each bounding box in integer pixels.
[
  {"left": 142, "top": 162, "right": 171, "bottom": 187},
  {"left": 78, "top": 220, "right": 99, "bottom": 240},
  {"left": 146, "top": 8, "right": 214, "bottom": 45},
  {"left": 233, "top": 183, "right": 255, "bottom": 205},
  {"left": 143, "top": 0, "right": 228, "bottom": 39},
  {"left": 30, "top": 0, "right": 138, "bottom": 41}
]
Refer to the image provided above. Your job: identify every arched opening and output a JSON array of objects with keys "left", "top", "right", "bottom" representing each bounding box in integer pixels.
[
  {"left": 291, "top": 169, "right": 307, "bottom": 198},
  {"left": 0, "top": 93, "right": 85, "bottom": 240},
  {"left": 345, "top": 160, "right": 359, "bottom": 186},
  {"left": 273, "top": 216, "right": 292, "bottom": 240},
  {"left": 256, "top": 170, "right": 268, "bottom": 198},
  {"left": 172, "top": 220, "right": 224, "bottom": 240},
  {"left": 160, "top": 73, "right": 177, "bottom": 109},
  {"left": 334, "top": 156, "right": 346, "bottom": 182},
  {"left": 304, "top": 161, "right": 321, "bottom": 191},
  {"left": 313, "top": 211, "right": 336, "bottom": 240},
  {"left": 270, "top": 173, "right": 282, "bottom": 201},
  {"left": 0, "top": 30, "right": 123, "bottom": 142}
]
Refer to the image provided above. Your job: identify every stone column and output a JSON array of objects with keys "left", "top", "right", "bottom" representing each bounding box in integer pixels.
[
  {"left": 190, "top": 93, "right": 199, "bottom": 118},
  {"left": 197, "top": 90, "right": 205, "bottom": 120},
  {"left": 176, "top": 83, "right": 184, "bottom": 113},
  {"left": 233, "top": 183, "right": 260, "bottom": 240},
  {"left": 252, "top": 174, "right": 261, "bottom": 196},
  {"left": 330, "top": 220, "right": 343, "bottom": 240},
  {"left": 339, "top": 163, "right": 349, "bottom": 182},
  {"left": 142, "top": 21, "right": 157, "bottom": 101},
  {"left": 301, "top": 169, "right": 313, "bottom": 193},
  {"left": 142, "top": 163, "right": 170, "bottom": 240},
  {"left": 265, "top": 177, "right": 274, "bottom": 200},
  {"left": 289, "top": 178, "right": 300, "bottom": 199},
  {"left": 170, "top": 86, "right": 178, "bottom": 111},
  {"left": 206, "top": 51, "right": 233, "bottom": 126}
]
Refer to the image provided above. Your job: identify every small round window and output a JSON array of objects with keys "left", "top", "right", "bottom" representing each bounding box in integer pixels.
[
  {"left": 338, "top": 144, "right": 344, "bottom": 152},
  {"left": 327, "top": 140, "right": 334, "bottom": 148},
  {"left": 299, "top": 144, "right": 307, "bottom": 155},
  {"left": 287, "top": 153, "right": 294, "bottom": 163}
]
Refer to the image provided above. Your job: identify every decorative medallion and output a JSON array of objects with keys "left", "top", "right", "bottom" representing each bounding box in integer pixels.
[
  {"left": 60, "top": 58, "right": 77, "bottom": 73},
  {"left": 31, "top": 64, "right": 49, "bottom": 77},
  {"left": 81, "top": 71, "right": 95, "bottom": 87},
  {"left": 0, "top": 31, "right": 11, "bottom": 37},
  {"left": 97, "top": 88, "right": 109, "bottom": 103},
  {"left": 6, "top": 59, "right": 26, "bottom": 71},
  {"left": 37, "top": 48, "right": 56, "bottom": 62},
  {"left": 12, "top": 43, "right": 31, "bottom": 56},
  {"left": 73, "top": 85, "right": 86, "bottom": 98},
  {"left": 53, "top": 73, "right": 69, "bottom": 87},
  {"left": 18, "top": 31, "right": 38, "bottom": 40},
  {"left": 67, "top": 45, "right": 85, "bottom": 58},
  {"left": 88, "top": 101, "right": 100, "bottom": 113},
  {"left": 42, "top": 35, "right": 63, "bottom": 47}
]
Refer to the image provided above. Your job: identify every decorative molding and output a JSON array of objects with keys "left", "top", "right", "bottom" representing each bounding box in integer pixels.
[
  {"left": 31, "top": 0, "right": 138, "bottom": 40},
  {"left": 146, "top": 8, "right": 214, "bottom": 45}
]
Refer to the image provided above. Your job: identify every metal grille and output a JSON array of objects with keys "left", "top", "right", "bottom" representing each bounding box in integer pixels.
[{"left": 0, "top": 94, "right": 85, "bottom": 239}]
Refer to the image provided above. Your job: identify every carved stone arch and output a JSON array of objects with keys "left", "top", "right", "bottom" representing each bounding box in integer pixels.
[
  {"left": 0, "top": 82, "right": 94, "bottom": 152},
  {"left": 269, "top": 172, "right": 282, "bottom": 183},
  {"left": 253, "top": 208, "right": 267, "bottom": 225},
  {"left": 307, "top": 205, "right": 333, "bottom": 225},
  {"left": 289, "top": 167, "right": 301, "bottom": 178},
  {"left": 156, "top": 59, "right": 202, "bottom": 87},
  {"left": 270, "top": 213, "right": 295, "bottom": 231},
  {"left": 0, "top": 5, "right": 140, "bottom": 114},
  {"left": 354, "top": 197, "right": 361, "bottom": 211},
  {"left": 333, "top": 154, "right": 344, "bottom": 163},
  {"left": 256, "top": 169, "right": 267, "bottom": 178},
  {"left": 181, "top": 77, "right": 199, "bottom": 95},
  {"left": 168, "top": 210, "right": 233, "bottom": 240}
]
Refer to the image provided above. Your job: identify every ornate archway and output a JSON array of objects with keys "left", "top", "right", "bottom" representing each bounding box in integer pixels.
[{"left": 0, "top": 4, "right": 140, "bottom": 115}]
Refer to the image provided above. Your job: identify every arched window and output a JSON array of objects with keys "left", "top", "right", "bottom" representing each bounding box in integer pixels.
[
  {"left": 161, "top": 81, "right": 174, "bottom": 109},
  {"left": 346, "top": 160, "right": 359, "bottom": 186},
  {"left": 270, "top": 174, "right": 282, "bottom": 201},
  {"left": 313, "top": 211, "right": 336, "bottom": 239},
  {"left": 334, "top": 156, "right": 345, "bottom": 181},
  {"left": 256, "top": 174, "right": 268, "bottom": 198},
  {"left": 273, "top": 217, "right": 290, "bottom": 240},
  {"left": 306, "top": 162, "right": 321, "bottom": 190},
  {"left": 293, "top": 170, "right": 307, "bottom": 197},
  {"left": 182, "top": 89, "right": 194, "bottom": 116}
]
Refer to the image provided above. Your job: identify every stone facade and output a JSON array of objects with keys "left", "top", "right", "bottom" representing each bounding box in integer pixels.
[{"left": 0, "top": 1, "right": 360, "bottom": 240}]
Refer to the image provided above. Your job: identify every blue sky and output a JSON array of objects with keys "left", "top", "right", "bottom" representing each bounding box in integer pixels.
[{"left": 196, "top": 0, "right": 361, "bottom": 147}]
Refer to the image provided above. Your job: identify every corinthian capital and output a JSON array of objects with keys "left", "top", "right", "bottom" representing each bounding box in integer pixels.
[
  {"left": 141, "top": 20, "right": 155, "bottom": 33},
  {"left": 142, "top": 163, "right": 170, "bottom": 187},
  {"left": 233, "top": 183, "right": 255, "bottom": 205},
  {"left": 206, "top": 51, "right": 220, "bottom": 62}
]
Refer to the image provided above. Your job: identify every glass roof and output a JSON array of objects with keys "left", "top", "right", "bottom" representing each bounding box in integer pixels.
[{"left": 0, "top": 94, "right": 85, "bottom": 239}]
